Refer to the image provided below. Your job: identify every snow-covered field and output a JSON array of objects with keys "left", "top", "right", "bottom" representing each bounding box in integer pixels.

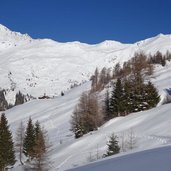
[
  {"left": 68, "top": 145, "right": 171, "bottom": 171},
  {"left": 1, "top": 24, "right": 171, "bottom": 170}
]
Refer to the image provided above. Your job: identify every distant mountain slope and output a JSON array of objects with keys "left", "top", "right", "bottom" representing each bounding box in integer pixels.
[{"left": 0, "top": 24, "right": 171, "bottom": 104}]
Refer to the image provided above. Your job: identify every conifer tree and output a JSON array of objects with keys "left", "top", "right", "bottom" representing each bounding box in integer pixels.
[
  {"left": 104, "top": 90, "right": 112, "bottom": 120},
  {"left": 104, "top": 133, "right": 120, "bottom": 157},
  {"left": 123, "top": 80, "right": 133, "bottom": 114},
  {"left": 23, "top": 117, "right": 35, "bottom": 159},
  {"left": 71, "top": 106, "right": 84, "bottom": 138},
  {"left": 0, "top": 90, "right": 8, "bottom": 111},
  {"left": 15, "top": 91, "right": 25, "bottom": 106},
  {"left": 0, "top": 113, "right": 15, "bottom": 170},
  {"left": 110, "top": 78, "right": 124, "bottom": 117},
  {"left": 145, "top": 81, "right": 160, "bottom": 108}
]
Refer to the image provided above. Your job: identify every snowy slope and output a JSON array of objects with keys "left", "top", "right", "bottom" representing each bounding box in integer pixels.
[
  {"left": 2, "top": 59, "right": 171, "bottom": 171},
  {"left": 68, "top": 145, "right": 171, "bottom": 171},
  {"left": 0, "top": 24, "right": 171, "bottom": 104}
]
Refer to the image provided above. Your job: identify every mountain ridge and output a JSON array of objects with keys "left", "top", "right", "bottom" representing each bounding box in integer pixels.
[{"left": 0, "top": 24, "right": 171, "bottom": 104}]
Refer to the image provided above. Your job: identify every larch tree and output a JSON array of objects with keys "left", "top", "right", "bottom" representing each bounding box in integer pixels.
[
  {"left": 33, "top": 121, "right": 49, "bottom": 171},
  {"left": 71, "top": 91, "right": 102, "bottom": 138},
  {"left": 15, "top": 121, "right": 25, "bottom": 165}
]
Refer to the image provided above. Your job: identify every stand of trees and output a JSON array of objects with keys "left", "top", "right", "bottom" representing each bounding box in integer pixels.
[
  {"left": 0, "top": 113, "right": 15, "bottom": 171},
  {"left": 0, "top": 90, "right": 26, "bottom": 111},
  {"left": 71, "top": 52, "right": 161, "bottom": 138},
  {"left": 109, "top": 79, "right": 160, "bottom": 118},
  {"left": 71, "top": 92, "right": 103, "bottom": 138},
  {"left": 0, "top": 90, "right": 8, "bottom": 111},
  {"left": 0, "top": 113, "right": 50, "bottom": 171},
  {"left": 91, "top": 51, "right": 171, "bottom": 93},
  {"left": 23, "top": 118, "right": 50, "bottom": 171}
]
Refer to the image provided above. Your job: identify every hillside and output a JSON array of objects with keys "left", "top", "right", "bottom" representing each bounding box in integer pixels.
[
  {"left": 3, "top": 59, "right": 171, "bottom": 171},
  {"left": 1, "top": 24, "right": 171, "bottom": 171},
  {"left": 0, "top": 24, "right": 171, "bottom": 104},
  {"left": 68, "top": 145, "right": 171, "bottom": 171}
]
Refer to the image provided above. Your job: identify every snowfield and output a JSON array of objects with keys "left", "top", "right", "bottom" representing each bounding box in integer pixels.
[
  {"left": 0, "top": 24, "right": 171, "bottom": 170},
  {"left": 3, "top": 60, "right": 171, "bottom": 171},
  {"left": 68, "top": 145, "right": 171, "bottom": 171},
  {"left": 1, "top": 24, "right": 171, "bottom": 104}
]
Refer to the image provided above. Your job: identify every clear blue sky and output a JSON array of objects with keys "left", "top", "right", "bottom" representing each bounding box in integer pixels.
[{"left": 0, "top": 0, "right": 171, "bottom": 44}]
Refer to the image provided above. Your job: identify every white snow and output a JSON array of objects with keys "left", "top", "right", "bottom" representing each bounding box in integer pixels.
[
  {"left": 2, "top": 59, "right": 171, "bottom": 171},
  {"left": 0, "top": 24, "right": 171, "bottom": 171},
  {"left": 0, "top": 24, "right": 171, "bottom": 104},
  {"left": 68, "top": 145, "right": 171, "bottom": 171}
]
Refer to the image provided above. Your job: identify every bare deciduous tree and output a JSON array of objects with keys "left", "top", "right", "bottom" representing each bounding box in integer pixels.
[
  {"left": 126, "top": 128, "right": 137, "bottom": 150},
  {"left": 15, "top": 121, "right": 25, "bottom": 165}
]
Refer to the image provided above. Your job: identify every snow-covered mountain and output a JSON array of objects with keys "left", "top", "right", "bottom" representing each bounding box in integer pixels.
[
  {"left": 1, "top": 24, "right": 171, "bottom": 171},
  {"left": 5, "top": 61, "right": 171, "bottom": 171},
  {"left": 0, "top": 24, "right": 171, "bottom": 104}
]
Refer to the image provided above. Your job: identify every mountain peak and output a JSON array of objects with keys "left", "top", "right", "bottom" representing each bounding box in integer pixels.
[
  {"left": 0, "top": 24, "right": 33, "bottom": 47},
  {"left": 0, "top": 24, "right": 10, "bottom": 32}
]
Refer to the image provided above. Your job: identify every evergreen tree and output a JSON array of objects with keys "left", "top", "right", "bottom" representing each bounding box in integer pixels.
[
  {"left": 110, "top": 78, "right": 124, "bottom": 117},
  {"left": 23, "top": 117, "right": 35, "bottom": 159},
  {"left": 0, "top": 90, "right": 8, "bottom": 111},
  {"left": 104, "top": 133, "right": 120, "bottom": 157},
  {"left": 104, "top": 90, "right": 112, "bottom": 120},
  {"left": 0, "top": 113, "right": 15, "bottom": 170},
  {"left": 123, "top": 80, "right": 133, "bottom": 114},
  {"left": 145, "top": 81, "right": 160, "bottom": 108},
  {"left": 15, "top": 91, "right": 25, "bottom": 106},
  {"left": 71, "top": 106, "right": 84, "bottom": 138}
]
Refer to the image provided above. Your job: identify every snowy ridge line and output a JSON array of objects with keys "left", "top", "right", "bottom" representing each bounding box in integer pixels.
[{"left": 0, "top": 24, "right": 171, "bottom": 104}]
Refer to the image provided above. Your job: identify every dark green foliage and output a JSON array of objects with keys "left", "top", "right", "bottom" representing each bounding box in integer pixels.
[
  {"left": 0, "top": 113, "right": 15, "bottom": 170},
  {"left": 0, "top": 90, "right": 8, "bottom": 111},
  {"left": 122, "top": 81, "right": 133, "bottom": 114},
  {"left": 71, "top": 107, "right": 85, "bottom": 138},
  {"left": 15, "top": 91, "right": 25, "bottom": 106},
  {"left": 109, "top": 78, "right": 160, "bottom": 116},
  {"left": 110, "top": 78, "right": 125, "bottom": 117},
  {"left": 104, "top": 90, "right": 112, "bottom": 120},
  {"left": 23, "top": 117, "right": 35, "bottom": 159},
  {"left": 145, "top": 81, "right": 160, "bottom": 108},
  {"left": 105, "top": 133, "right": 120, "bottom": 157}
]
